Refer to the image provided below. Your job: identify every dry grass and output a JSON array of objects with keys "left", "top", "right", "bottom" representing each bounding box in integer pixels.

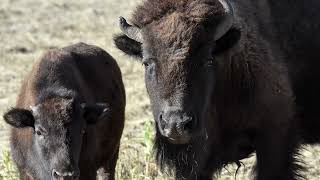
[{"left": 0, "top": 0, "right": 319, "bottom": 179}]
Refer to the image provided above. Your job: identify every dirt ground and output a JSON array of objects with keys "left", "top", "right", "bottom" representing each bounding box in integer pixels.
[{"left": 0, "top": 0, "right": 319, "bottom": 179}]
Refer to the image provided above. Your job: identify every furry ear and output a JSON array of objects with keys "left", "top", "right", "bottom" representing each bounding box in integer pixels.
[
  {"left": 113, "top": 34, "right": 143, "bottom": 59},
  {"left": 3, "top": 108, "right": 35, "bottom": 128},
  {"left": 214, "top": 27, "right": 241, "bottom": 54},
  {"left": 81, "top": 103, "right": 111, "bottom": 124}
]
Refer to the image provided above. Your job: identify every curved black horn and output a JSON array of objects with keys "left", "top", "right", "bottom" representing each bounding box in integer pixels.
[
  {"left": 119, "top": 17, "right": 143, "bottom": 43},
  {"left": 214, "top": 0, "right": 234, "bottom": 40}
]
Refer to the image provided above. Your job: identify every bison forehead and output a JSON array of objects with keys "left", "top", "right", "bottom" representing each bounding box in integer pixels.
[
  {"left": 139, "top": 0, "right": 227, "bottom": 59},
  {"left": 132, "top": 0, "right": 226, "bottom": 27},
  {"left": 146, "top": 12, "right": 196, "bottom": 47}
]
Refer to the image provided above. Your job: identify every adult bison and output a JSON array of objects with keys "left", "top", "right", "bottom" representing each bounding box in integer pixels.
[
  {"left": 3, "top": 43, "right": 125, "bottom": 180},
  {"left": 114, "top": 0, "right": 320, "bottom": 179}
]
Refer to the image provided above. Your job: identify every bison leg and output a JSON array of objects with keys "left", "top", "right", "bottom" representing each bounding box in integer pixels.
[
  {"left": 254, "top": 127, "right": 302, "bottom": 180},
  {"left": 96, "top": 145, "right": 120, "bottom": 180},
  {"left": 79, "top": 162, "right": 96, "bottom": 180}
]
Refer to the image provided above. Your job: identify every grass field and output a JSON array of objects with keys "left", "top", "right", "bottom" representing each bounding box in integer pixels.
[{"left": 0, "top": 0, "right": 320, "bottom": 179}]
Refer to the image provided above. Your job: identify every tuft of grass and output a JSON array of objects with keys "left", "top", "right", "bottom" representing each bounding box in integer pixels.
[
  {"left": 142, "top": 120, "right": 157, "bottom": 178},
  {"left": 0, "top": 150, "right": 19, "bottom": 180},
  {"left": 143, "top": 120, "right": 154, "bottom": 158},
  {"left": 115, "top": 119, "right": 172, "bottom": 180}
]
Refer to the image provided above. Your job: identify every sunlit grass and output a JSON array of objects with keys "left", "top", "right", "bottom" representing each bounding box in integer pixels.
[
  {"left": 115, "top": 120, "right": 171, "bottom": 180},
  {"left": 0, "top": 150, "right": 18, "bottom": 180}
]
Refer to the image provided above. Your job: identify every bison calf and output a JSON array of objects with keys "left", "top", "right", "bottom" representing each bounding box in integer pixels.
[{"left": 3, "top": 43, "right": 125, "bottom": 180}]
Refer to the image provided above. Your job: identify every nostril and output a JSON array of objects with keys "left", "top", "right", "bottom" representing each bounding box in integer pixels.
[
  {"left": 192, "top": 113, "right": 198, "bottom": 127},
  {"left": 159, "top": 113, "right": 163, "bottom": 122},
  {"left": 183, "top": 114, "right": 197, "bottom": 131},
  {"left": 52, "top": 169, "right": 79, "bottom": 179},
  {"left": 184, "top": 119, "right": 193, "bottom": 131},
  {"left": 52, "top": 169, "right": 60, "bottom": 179}
]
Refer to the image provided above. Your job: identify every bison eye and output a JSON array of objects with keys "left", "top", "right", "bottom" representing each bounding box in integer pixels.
[
  {"left": 36, "top": 130, "right": 42, "bottom": 136},
  {"left": 35, "top": 127, "right": 47, "bottom": 136}
]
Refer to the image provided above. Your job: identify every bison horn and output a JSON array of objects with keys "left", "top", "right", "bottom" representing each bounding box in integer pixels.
[
  {"left": 214, "top": 0, "right": 234, "bottom": 40},
  {"left": 119, "top": 16, "right": 143, "bottom": 43}
]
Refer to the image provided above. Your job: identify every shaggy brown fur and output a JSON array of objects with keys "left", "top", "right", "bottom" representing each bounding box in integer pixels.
[
  {"left": 4, "top": 43, "right": 125, "bottom": 180},
  {"left": 114, "top": 0, "right": 320, "bottom": 179},
  {"left": 132, "top": 0, "right": 223, "bottom": 27}
]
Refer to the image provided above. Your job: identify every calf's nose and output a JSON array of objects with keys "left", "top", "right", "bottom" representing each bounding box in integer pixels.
[{"left": 52, "top": 169, "right": 79, "bottom": 180}]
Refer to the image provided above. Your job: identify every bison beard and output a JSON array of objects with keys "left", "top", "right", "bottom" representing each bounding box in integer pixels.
[
  {"left": 154, "top": 133, "right": 208, "bottom": 177},
  {"left": 154, "top": 123, "right": 304, "bottom": 179}
]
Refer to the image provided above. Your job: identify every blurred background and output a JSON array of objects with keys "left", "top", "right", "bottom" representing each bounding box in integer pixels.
[{"left": 0, "top": 0, "right": 319, "bottom": 179}]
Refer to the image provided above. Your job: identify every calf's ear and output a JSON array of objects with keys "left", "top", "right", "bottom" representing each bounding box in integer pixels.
[
  {"left": 113, "top": 34, "right": 143, "bottom": 59},
  {"left": 81, "top": 103, "right": 111, "bottom": 124},
  {"left": 3, "top": 108, "right": 35, "bottom": 128}
]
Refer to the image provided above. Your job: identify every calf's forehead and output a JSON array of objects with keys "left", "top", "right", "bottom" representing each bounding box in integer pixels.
[{"left": 33, "top": 98, "right": 79, "bottom": 127}]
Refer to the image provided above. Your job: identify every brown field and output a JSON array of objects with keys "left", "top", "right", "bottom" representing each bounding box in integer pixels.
[{"left": 0, "top": 0, "right": 319, "bottom": 179}]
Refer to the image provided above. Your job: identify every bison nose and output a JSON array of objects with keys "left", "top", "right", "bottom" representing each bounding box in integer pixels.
[
  {"left": 158, "top": 108, "right": 197, "bottom": 144},
  {"left": 52, "top": 169, "right": 80, "bottom": 180}
]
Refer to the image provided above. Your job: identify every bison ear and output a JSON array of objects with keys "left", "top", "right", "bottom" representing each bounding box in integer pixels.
[
  {"left": 113, "top": 34, "right": 143, "bottom": 59},
  {"left": 214, "top": 27, "right": 241, "bottom": 54},
  {"left": 3, "top": 108, "right": 35, "bottom": 128},
  {"left": 81, "top": 103, "right": 111, "bottom": 124}
]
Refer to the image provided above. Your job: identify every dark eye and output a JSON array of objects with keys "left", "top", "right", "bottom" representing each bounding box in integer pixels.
[
  {"left": 143, "top": 61, "right": 150, "bottom": 67},
  {"left": 35, "top": 127, "right": 47, "bottom": 136},
  {"left": 142, "top": 57, "right": 156, "bottom": 68},
  {"left": 36, "top": 130, "right": 42, "bottom": 136},
  {"left": 143, "top": 60, "right": 156, "bottom": 77}
]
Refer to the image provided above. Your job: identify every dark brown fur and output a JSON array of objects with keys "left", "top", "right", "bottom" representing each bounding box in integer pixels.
[
  {"left": 114, "top": 0, "right": 320, "bottom": 179},
  {"left": 7, "top": 43, "right": 125, "bottom": 180}
]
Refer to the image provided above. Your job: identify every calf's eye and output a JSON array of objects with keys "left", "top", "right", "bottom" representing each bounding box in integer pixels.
[{"left": 143, "top": 61, "right": 150, "bottom": 67}]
